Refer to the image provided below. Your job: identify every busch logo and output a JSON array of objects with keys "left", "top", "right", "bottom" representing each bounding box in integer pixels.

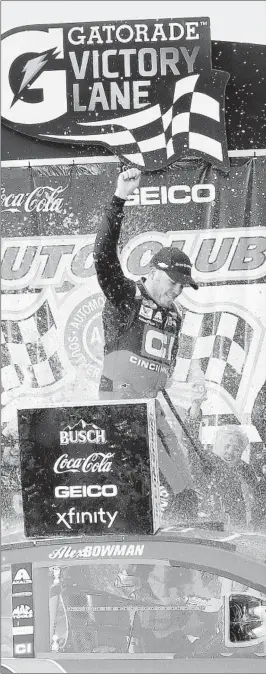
[
  {"left": 1, "top": 185, "right": 67, "bottom": 214},
  {"left": 60, "top": 419, "right": 106, "bottom": 445},
  {"left": 53, "top": 452, "right": 114, "bottom": 474}
]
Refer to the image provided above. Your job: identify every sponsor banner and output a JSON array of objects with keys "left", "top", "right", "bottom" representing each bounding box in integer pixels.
[
  {"left": 12, "top": 598, "right": 34, "bottom": 624},
  {"left": 1, "top": 159, "right": 266, "bottom": 542},
  {"left": 11, "top": 563, "right": 34, "bottom": 658},
  {"left": 2, "top": 160, "right": 266, "bottom": 242},
  {"left": 18, "top": 400, "right": 160, "bottom": 537},
  {"left": 12, "top": 563, "right": 33, "bottom": 591},
  {"left": 2, "top": 227, "right": 266, "bottom": 291},
  {"left": 1, "top": 18, "right": 229, "bottom": 171},
  {"left": 13, "top": 637, "right": 34, "bottom": 657}
]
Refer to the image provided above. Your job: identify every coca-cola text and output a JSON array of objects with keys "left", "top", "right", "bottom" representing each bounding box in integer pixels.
[
  {"left": 53, "top": 452, "right": 114, "bottom": 474},
  {"left": 1, "top": 186, "right": 67, "bottom": 214}
]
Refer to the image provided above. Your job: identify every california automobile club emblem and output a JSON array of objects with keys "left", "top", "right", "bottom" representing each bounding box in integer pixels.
[{"left": 59, "top": 280, "right": 105, "bottom": 387}]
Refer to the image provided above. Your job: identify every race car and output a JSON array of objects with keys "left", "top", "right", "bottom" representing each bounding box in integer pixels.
[{"left": 2, "top": 526, "right": 266, "bottom": 673}]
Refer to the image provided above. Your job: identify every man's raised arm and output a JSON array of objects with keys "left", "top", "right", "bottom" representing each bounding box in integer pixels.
[{"left": 93, "top": 168, "right": 141, "bottom": 306}]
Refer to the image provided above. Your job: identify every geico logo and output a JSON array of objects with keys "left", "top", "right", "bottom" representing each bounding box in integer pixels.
[
  {"left": 14, "top": 642, "right": 33, "bottom": 655},
  {"left": 126, "top": 184, "right": 215, "bottom": 205},
  {"left": 55, "top": 484, "right": 118, "bottom": 498}
]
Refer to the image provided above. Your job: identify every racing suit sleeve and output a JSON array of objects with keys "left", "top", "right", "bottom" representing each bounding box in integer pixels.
[{"left": 94, "top": 195, "right": 135, "bottom": 307}]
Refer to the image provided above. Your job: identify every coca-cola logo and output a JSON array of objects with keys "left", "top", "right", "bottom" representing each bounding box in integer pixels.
[
  {"left": 1, "top": 185, "right": 67, "bottom": 214},
  {"left": 53, "top": 452, "right": 114, "bottom": 474}
]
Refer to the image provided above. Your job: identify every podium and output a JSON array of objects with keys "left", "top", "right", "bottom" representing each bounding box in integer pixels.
[{"left": 17, "top": 399, "right": 161, "bottom": 538}]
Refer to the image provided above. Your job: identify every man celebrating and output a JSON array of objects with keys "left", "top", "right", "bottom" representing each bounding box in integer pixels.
[
  {"left": 94, "top": 168, "right": 198, "bottom": 400},
  {"left": 94, "top": 168, "right": 201, "bottom": 519}
]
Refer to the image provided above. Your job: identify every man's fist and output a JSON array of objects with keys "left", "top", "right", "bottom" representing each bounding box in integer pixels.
[{"left": 115, "top": 168, "right": 141, "bottom": 200}]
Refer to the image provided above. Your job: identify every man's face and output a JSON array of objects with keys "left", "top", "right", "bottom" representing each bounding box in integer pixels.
[
  {"left": 215, "top": 434, "right": 244, "bottom": 466},
  {"left": 149, "top": 269, "right": 183, "bottom": 308}
]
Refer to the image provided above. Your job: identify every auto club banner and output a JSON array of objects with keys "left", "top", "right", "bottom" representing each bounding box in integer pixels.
[
  {"left": 1, "top": 157, "right": 266, "bottom": 537},
  {"left": 1, "top": 17, "right": 229, "bottom": 171}
]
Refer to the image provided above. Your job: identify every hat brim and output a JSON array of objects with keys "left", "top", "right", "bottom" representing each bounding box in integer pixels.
[{"left": 166, "top": 270, "right": 198, "bottom": 290}]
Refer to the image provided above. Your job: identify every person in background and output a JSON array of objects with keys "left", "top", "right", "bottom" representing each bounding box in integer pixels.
[
  {"left": 1, "top": 436, "right": 22, "bottom": 522},
  {"left": 251, "top": 380, "right": 266, "bottom": 445},
  {"left": 196, "top": 426, "right": 266, "bottom": 529}
]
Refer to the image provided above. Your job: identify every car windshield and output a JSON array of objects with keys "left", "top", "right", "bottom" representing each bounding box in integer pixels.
[
  {"left": 3, "top": 561, "right": 265, "bottom": 657},
  {"left": 48, "top": 563, "right": 225, "bottom": 654}
]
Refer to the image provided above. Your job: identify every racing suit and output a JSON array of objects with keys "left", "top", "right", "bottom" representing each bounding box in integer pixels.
[{"left": 94, "top": 195, "right": 196, "bottom": 505}]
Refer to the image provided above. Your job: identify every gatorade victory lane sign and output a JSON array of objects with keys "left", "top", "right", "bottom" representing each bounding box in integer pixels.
[{"left": 1, "top": 18, "right": 229, "bottom": 171}]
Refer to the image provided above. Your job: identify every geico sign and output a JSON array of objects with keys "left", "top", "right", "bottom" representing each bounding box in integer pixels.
[
  {"left": 125, "top": 184, "right": 215, "bottom": 205},
  {"left": 2, "top": 227, "right": 266, "bottom": 289},
  {"left": 55, "top": 484, "right": 117, "bottom": 498}
]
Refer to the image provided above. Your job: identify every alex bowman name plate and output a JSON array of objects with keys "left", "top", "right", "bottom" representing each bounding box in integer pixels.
[{"left": 17, "top": 400, "right": 160, "bottom": 537}]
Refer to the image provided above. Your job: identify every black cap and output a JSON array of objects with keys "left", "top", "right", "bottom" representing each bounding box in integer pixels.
[{"left": 150, "top": 247, "right": 198, "bottom": 290}]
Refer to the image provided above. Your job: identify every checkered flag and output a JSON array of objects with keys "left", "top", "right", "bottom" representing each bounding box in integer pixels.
[
  {"left": 163, "top": 71, "right": 229, "bottom": 168},
  {"left": 1, "top": 291, "right": 67, "bottom": 397},
  {"left": 42, "top": 71, "right": 229, "bottom": 171},
  {"left": 176, "top": 309, "right": 254, "bottom": 402}
]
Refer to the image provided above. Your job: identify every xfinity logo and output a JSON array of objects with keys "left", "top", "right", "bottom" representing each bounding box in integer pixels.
[
  {"left": 126, "top": 183, "right": 215, "bottom": 206},
  {"left": 60, "top": 419, "right": 106, "bottom": 445},
  {"left": 55, "top": 484, "right": 117, "bottom": 498},
  {"left": 56, "top": 507, "right": 118, "bottom": 529}
]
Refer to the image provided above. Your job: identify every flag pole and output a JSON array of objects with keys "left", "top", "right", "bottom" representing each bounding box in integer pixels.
[{"left": 162, "top": 388, "right": 214, "bottom": 472}]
